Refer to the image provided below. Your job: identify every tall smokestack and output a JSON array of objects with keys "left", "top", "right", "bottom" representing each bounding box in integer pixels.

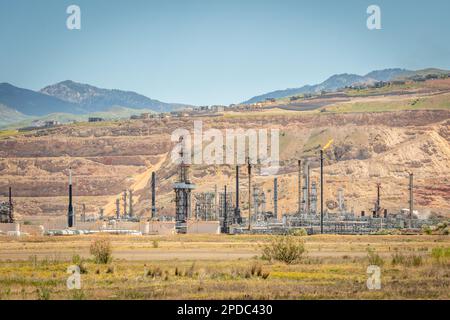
[
  {"left": 306, "top": 162, "right": 310, "bottom": 214},
  {"left": 151, "top": 172, "right": 156, "bottom": 218},
  {"left": 68, "top": 167, "right": 74, "bottom": 228},
  {"left": 247, "top": 157, "right": 252, "bottom": 230},
  {"left": 234, "top": 166, "right": 241, "bottom": 223},
  {"left": 376, "top": 183, "right": 381, "bottom": 217},
  {"left": 123, "top": 190, "right": 127, "bottom": 218},
  {"left": 409, "top": 172, "right": 413, "bottom": 227},
  {"left": 129, "top": 190, "right": 133, "bottom": 218},
  {"left": 82, "top": 203, "right": 86, "bottom": 223},
  {"left": 8, "top": 186, "right": 13, "bottom": 223},
  {"left": 116, "top": 199, "right": 120, "bottom": 220},
  {"left": 214, "top": 184, "right": 218, "bottom": 220},
  {"left": 320, "top": 150, "right": 324, "bottom": 234},
  {"left": 298, "top": 160, "right": 302, "bottom": 215},
  {"left": 223, "top": 185, "right": 228, "bottom": 233},
  {"left": 274, "top": 177, "right": 278, "bottom": 219}
]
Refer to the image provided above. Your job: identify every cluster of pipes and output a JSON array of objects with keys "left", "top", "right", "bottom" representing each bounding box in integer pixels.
[{"left": 1, "top": 141, "right": 420, "bottom": 236}]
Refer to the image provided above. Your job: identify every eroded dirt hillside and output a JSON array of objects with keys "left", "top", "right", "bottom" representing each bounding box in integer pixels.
[{"left": 0, "top": 110, "right": 449, "bottom": 219}]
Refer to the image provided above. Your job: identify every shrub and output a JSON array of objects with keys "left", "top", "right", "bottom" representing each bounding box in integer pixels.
[
  {"left": 36, "top": 287, "right": 51, "bottom": 300},
  {"left": 152, "top": 240, "right": 159, "bottom": 248},
  {"left": 71, "top": 254, "right": 88, "bottom": 274},
  {"left": 391, "top": 252, "right": 405, "bottom": 266},
  {"left": 367, "top": 248, "right": 384, "bottom": 266},
  {"left": 410, "top": 255, "right": 423, "bottom": 267},
  {"left": 391, "top": 252, "right": 423, "bottom": 267},
  {"left": 261, "top": 236, "right": 306, "bottom": 264},
  {"left": 90, "top": 238, "right": 112, "bottom": 264},
  {"left": 106, "top": 265, "right": 115, "bottom": 274},
  {"left": 431, "top": 247, "right": 450, "bottom": 264},
  {"left": 71, "top": 290, "right": 86, "bottom": 300},
  {"left": 288, "top": 228, "right": 307, "bottom": 236}
]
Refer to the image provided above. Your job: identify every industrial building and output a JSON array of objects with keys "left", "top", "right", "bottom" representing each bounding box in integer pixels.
[{"left": 0, "top": 145, "right": 445, "bottom": 237}]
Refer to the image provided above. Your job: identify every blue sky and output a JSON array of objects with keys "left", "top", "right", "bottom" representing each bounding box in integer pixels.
[{"left": 1, "top": 0, "right": 449, "bottom": 105}]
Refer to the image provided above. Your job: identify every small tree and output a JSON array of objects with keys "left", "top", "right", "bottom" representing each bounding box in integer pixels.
[
  {"left": 261, "top": 236, "right": 306, "bottom": 264},
  {"left": 90, "top": 238, "right": 112, "bottom": 264}
]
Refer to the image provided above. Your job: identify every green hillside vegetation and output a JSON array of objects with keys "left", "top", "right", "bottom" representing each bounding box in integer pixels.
[
  {"left": 397, "top": 68, "right": 450, "bottom": 80},
  {"left": 0, "top": 106, "right": 155, "bottom": 130},
  {"left": 345, "top": 83, "right": 421, "bottom": 97},
  {"left": 324, "top": 93, "right": 450, "bottom": 114}
]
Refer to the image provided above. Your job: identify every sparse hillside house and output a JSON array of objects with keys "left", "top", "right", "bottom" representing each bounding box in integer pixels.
[
  {"left": 88, "top": 117, "right": 104, "bottom": 122},
  {"left": 44, "top": 120, "right": 60, "bottom": 127},
  {"left": 210, "top": 105, "right": 225, "bottom": 113},
  {"left": 18, "top": 119, "right": 60, "bottom": 132}
]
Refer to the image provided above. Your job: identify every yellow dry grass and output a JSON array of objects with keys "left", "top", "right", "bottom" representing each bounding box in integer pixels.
[{"left": 0, "top": 234, "right": 448, "bottom": 300}]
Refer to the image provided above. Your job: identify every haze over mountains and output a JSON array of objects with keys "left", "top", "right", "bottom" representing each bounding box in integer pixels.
[{"left": 243, "top": 68, "right": 450, "bottom": 104}]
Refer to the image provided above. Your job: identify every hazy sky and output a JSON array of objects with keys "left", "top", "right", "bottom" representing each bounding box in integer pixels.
[{"left": 1, "top": 0, "right": 449, "bottom": 105}]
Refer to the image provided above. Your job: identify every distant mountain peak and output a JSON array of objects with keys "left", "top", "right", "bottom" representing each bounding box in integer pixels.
[
  {"left": 242, "top": 68, "right": 418, "bottom": 104},
  {"left": 40, "top": 81, "right": 188, "bottom": 113}
]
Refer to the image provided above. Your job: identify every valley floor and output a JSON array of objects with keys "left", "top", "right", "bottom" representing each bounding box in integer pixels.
[{"left": 0, "top": 234, "right": 448, "bottom": 300}]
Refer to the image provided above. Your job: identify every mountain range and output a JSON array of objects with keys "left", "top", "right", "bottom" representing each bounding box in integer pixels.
[
  {"left": 1, "top": 68, "right": 449, "bottom": 128},
  {"left": 242, "top": 68, "right": 450, "bottom": 104},
  {"left": 0, "top": 81, "right": 189, "bottom": 119}
]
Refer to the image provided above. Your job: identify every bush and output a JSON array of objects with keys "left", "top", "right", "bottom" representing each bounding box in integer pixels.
[
  {"left": 392, "top": 252, "right": 423, "bottom": 267},
  {"left": 288, "top": 228, "right": 308, "bottom": 236},
  {"left": 431, "top": 247, "right": 450, "bottom": 264},
  {"left": 367, "top": 248, "right": 384, "bottom": 266},
  {"left": 71, "top": 254, "right": 88, "bottom": 274},
  {"left": 36, "top": 287, "right": 51, "bottom": 300},
  {"left": 391, "top": 252, "right": 405, "bottom": 266},
  {"left": 90, "top": 238, "right": 112, "bottom": 264},
  {"left": 261, "top": 236, "right": 306, "bottom": 264}
]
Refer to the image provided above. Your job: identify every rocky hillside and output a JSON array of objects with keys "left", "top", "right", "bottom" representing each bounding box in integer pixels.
[
  {"left": 0, "top": 108, "right": 449, "bottom": 220},
  {"left": 40, "top": 80, "right": 188, "bottom": 113},
  {"left": 243, "top": 68, "right": 449, "bottom": 104}
]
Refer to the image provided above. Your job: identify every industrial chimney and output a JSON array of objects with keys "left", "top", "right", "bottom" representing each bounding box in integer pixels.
[
  {"left": 274, "top": 177, "right": 278, "bottom": 219},
  {"left": 234, "top": 166, "right": 241, "bottom": 223},
  {"left": 8, "top": 186, "right": 14, "bottom": 223},
  {"left": 67, "top": 167, "right": 74, "bottom": 228},
  {"left": 151, "top": 172, "right": 156, "bottom": 218}
]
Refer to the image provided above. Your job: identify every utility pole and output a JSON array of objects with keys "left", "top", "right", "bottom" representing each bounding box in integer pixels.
[
  {"left": 320, "top": 150, "right": 324, "bottom": 234},
  {"left": 247, "top": 157, "right": 252, "bottom": 231}
]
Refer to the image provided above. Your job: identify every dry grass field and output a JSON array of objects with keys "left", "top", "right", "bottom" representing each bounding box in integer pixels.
[{"left": 0, "top": 234, "right": 448, "bottom": 300}]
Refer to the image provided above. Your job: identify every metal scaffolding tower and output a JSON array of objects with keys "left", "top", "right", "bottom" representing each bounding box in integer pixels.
[{"left": 174, "top": 137, "right": 195, "bottom": 232}]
